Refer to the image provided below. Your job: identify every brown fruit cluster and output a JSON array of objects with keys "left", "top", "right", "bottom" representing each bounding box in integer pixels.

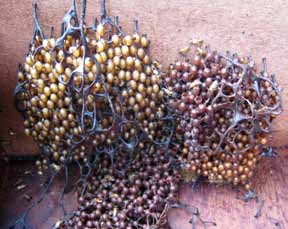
[
  {"left": 57, "top": 147, "right": 180, "bottom": 228},
  {"left": 14, "top": 1, "right": 172, "bottom": 173},
  {"left": 163, "top": 46, "right": 282, "bottom": 189}
]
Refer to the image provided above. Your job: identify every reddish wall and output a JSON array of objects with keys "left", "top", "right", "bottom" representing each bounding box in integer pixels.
[{"left": 0, "top": 0, "right": 287, "bottom": 155}]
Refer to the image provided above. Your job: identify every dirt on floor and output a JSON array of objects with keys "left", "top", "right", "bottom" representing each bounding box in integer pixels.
[
  {"left": 0, "top": 148, "right": 288, "bottom": 229},
  {"left": 0, "top": 0, "right": 288, "bottom": 155}
]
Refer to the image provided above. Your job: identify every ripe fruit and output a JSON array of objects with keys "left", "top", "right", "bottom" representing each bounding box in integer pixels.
[
  {"left": 164, "top": 45, "right": 283, "bottom": 189},
  {"left": 14, "top": 0, "right": 173, "bottom": 174},
  {"left": 58, "top": 147, "right": 180, "bottom": 228}
]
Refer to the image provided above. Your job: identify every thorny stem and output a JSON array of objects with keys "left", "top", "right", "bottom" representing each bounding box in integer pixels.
[
  {"left": 133, "top": 19, "right": 139, "bottom": 34},
  {"left": 79, "top": 0, "right": 88, "bottom": 50},
  {"left": 242, "top": 190, "right": 255, "bottom": 202},
  {"left": 92, "top": 16, "right": 97, "bottom": 29},
  {"left": 254, "top": 198, "right": 264, "bottom": 218},
  {"left": 71, "top": 0, "right": 79, "bottom": 26},
  {"left": 59, "top": 166, "right": 69, "bottom": 216},
  {"left": 49, "top": 26, "right": 54, "bottom": 38},
  {"left": 260, "top": 146, "right": 277, "bottom": 158},
  {"left": 272, "top": 145, "right": 288, "bottom": 150},
  {"left": 70, "top": 0, "right": 78, "bottom": 26},
  {"left": 262, "top": 57, "right": 267, "bottom": 72},
  {"left": 71, "top": 0, "right": 76, "bottom": 11},
  {"left": 80, "top": 0, "right": 86, "bottom": 26},
  {"left": 101, "top": 0, "right": 107, "bottom": 19},
  {"left": 170, "top": 203, "right": 216, "bottom": 229},
  {"left": 114, "top": 15, "right": 119, "bottom": 26},
  {"left": 10, "top": 171, "right": 56, "bottom": 229},
  {"left": 191, "top": 175, "right": 201, "bottom": 192},
  {"left": 268, "top": 217, "right": 283, "bottom": 229},
  {"left": 32, "top": 1, "right": 45, "bottom": 41}
]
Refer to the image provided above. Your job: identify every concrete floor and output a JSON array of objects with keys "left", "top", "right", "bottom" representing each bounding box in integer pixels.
[
  {"left": 1, "top": 149, "right": 287, "bottom": 229},
  {"left": 0, "top": 0, "right": 288, "bottom": 155}
]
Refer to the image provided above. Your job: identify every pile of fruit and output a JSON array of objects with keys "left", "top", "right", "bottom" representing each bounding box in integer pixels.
[
  {"left": 60, "top": 147, "right": 180, "bottom": 228},
  {"left": 14, "top": 0, "right": 172, "bottom": 175},
  {"left": 164, "top": 47, "right": 282, "bottom": 189},
  {"left": 13, "top": 0, "right": 282, "bottom": 228}
]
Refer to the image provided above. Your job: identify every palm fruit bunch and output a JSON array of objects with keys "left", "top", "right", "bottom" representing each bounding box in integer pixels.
[
  {"left": 13, "top": 0, "right": 284, "bottom": 228},
  {"left": 56, "top": 147, "right": 180, "bottom": 229},
  {"left": 163, "top": 43, "right": 282, "bottom": 190},
  {"left": 14, "top": 0, "right": 172, "bottom": 174}
]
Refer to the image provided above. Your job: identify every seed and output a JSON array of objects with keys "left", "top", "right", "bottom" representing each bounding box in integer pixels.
[
  {"left": 107, "top": 73, "right": 114, "bottom": 83},
  {"left": 42, "top": 108, "right": 49, "bottom": 118},
  {"left": 30, "top": 68, "right": 38, "bottom": 79},
  {"left": 111, "top": 34, "right": 120, "bottom": 45},
  {"left": 178, "top": 102, "right": 186, "bottom": 112},
  {"left": 58, "top": 83, "right": 65, "bottom": 92},
  {"left": 113, "top": 56, "right": 120, "bottom": 66},
  {"left": 137, "top": 48, "right": 145, "bottom": 59},
  {"left": 47, "top": 100, "right": 54, "bottom": 109},
  {"left": 143, "top": 55, "right": 150, "bottom": 64},
  {"left": 100, "top": 52, "right": 107, "bottom": 62},
  {"left": 35, "top": 61, "right": 42, "bottom": 72},
  {"left": 132, "top": 70, "right": 140, "bottom": 81},
  {"left": 44, "top": 87, "right": 51, "bottom": 96},
  {"left": 96, "top": 24, "right": 104, "bottom": 36},
  {"left": 126, "top": 56, "right": 134, "bottom": 67},
  {"left": 129, "top": 97, "right": 136, "bottom": 106},
  {"left": 96, "top": 40, "right": 105, "bottom": 52},
  {"left": 24, "top": 128, "right": 31, "bottom": 136},
  {"left": 140, "top": 73, "right": 146, "bottom": 83},
  {"left": 85, "top": 57, "right": 93, "bottom": 68},
  {"left": 130, "top": 45, "right": 137, "bottom": 56},
  {"left": 152, "top": 84, "right": 159, "bottom": 93},
  {"left": 50, "top": 93, "right": 58, "bottom": 103},
  {"left": 123, "top": 35, "right": 133, "bottom": 46},
  {"left": 42, "top": 39, "right": 49, "bottom": 50},
  {"left": 59, "top": 108, "right": 67, "bottom": 119},
  {"left": 140, "top": 36, "right": 149, "bottom": 48},
  {"left": 44, "top": 52, "right": 52, "bottom": 63},
  {"left": 50, "top": 83, "right": 58, "bottom": 93},
  {"left": 130, "top": 80, "right": 137, "bottom": 90},
  {"left": 135, "top": 93, "right": 143, "bottom": 102},
  {"left": 107, "top": 60, "right": 114, "bottom": 73},
  {"left": 114, "top": 47, "right": 121, "bottom": 56},
  {"left": 121, "top": 46, "right": 129, "bottom": 57},
  {"left": 55, "top": 63, "right": 64, "bottom": 74}
]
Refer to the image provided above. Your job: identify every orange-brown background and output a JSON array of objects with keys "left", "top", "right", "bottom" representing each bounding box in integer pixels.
[
  {"left": 0, "top": 1, "right": 287, "bottom": 228},
  {"left": 0, "top": 0, "right": 287, "bottom": 155}
]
